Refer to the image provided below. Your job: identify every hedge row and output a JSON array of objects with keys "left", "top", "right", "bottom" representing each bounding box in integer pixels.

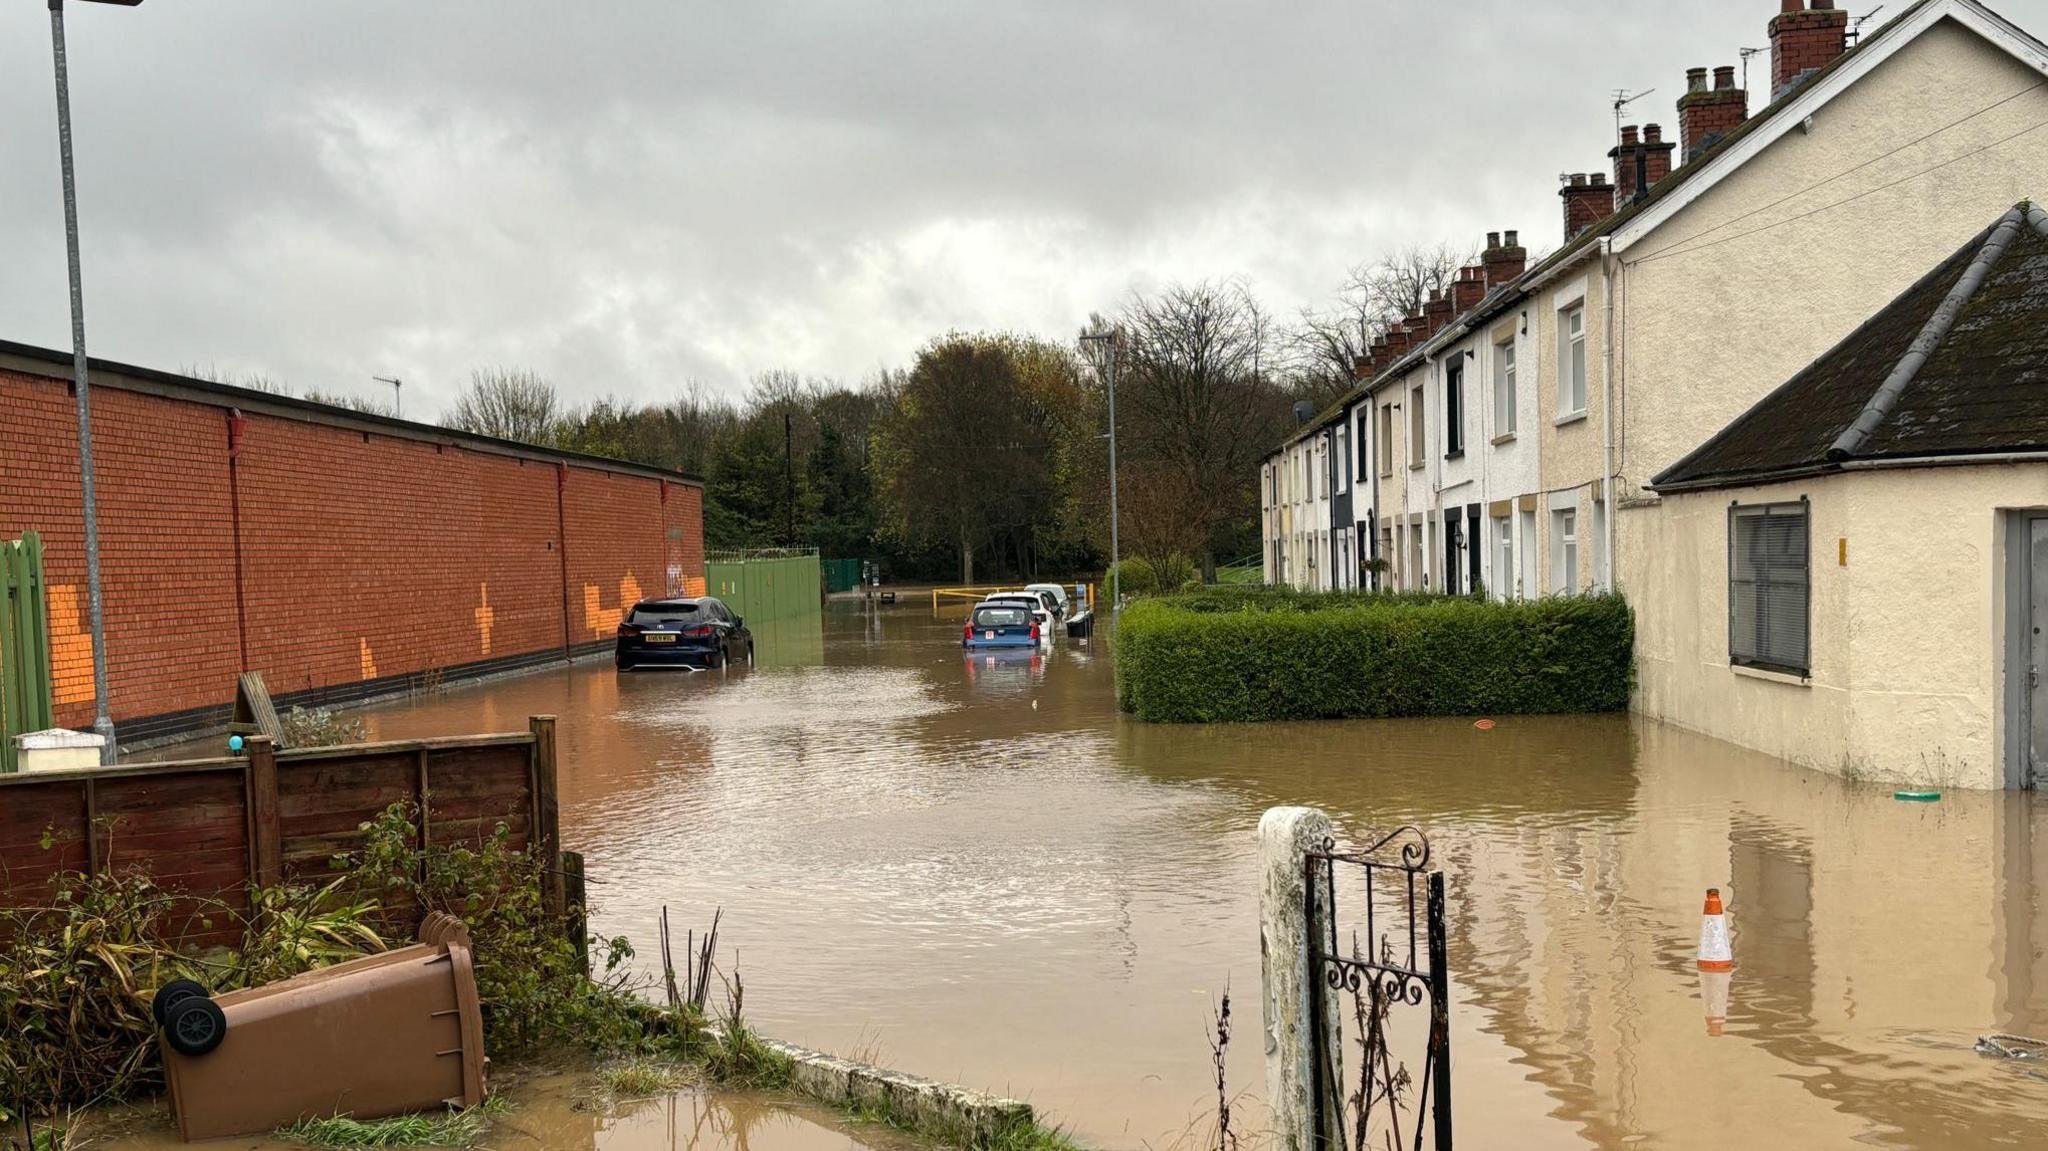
[{"left": 1116, "top": 591, "right": 1635, "bottom": 724}]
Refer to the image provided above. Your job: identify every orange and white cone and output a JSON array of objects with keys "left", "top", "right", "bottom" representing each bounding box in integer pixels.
[
  {"left": 1696, "top": 888, "right": 1734, "bottom": 972},
  {"left": 1700, "top": 968, "right": 1731, "bottom": 1037}
]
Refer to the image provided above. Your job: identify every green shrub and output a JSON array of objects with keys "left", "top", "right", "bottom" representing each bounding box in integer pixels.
[{"left": 1117, "top": 591, "right": 1635, "bottom": 723}]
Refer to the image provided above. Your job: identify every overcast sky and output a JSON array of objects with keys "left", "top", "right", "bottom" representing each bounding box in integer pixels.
[{"left": 4, "top": 1, "right": 2044, "bottom": 417}]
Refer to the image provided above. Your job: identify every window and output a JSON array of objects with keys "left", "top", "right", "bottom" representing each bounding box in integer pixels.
[
  {"left": 1335, "top": 425, "right": 1350, "bottom": 495},
  {"left": 1519, "top": 509, "right": 1537, "bottom": 599},
  {"left": 1354, "top": 410, "right": 1369, "bottom": 483},
  {"left": 1378, "top": 404, "right": 1395, "bottom": 477},
  {"left": 1409, "top": 526, "right": 1424, "bottom": 592},
  {"left": 1730, "top": 502, "right": 1810, "bottom": 676},
  {"left": 1494, "top": 516, "right": 1514, "bottom": 601},
  {"left": 1593, "top": 498, "right": 1608, "bottom": 591},
  {"left": 1494, "top": 340, "right": 1517, "bottom": 437},
  {"left": 1409, "top": 384, "right": 1425, "bottom": 467},
  {"left": 629, "top": 602, "right": 702, "bottom": 626},
  {"left": 1560, "top": 305, "right": 1587, "bottom": 415},
  {"left": 1444, "top": 360, "right": 1465, "bottom": 458},
  {"left": 1551, "top": 508, "right": 1578, "bottom": 594}
]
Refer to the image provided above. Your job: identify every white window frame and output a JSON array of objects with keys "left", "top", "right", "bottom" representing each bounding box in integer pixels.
[
  {"left": 1729, "top": 501, "right": 1811, "bottom": 677},
  {"left": 1335, "top": 425, "right": 1350, "bottom": 495},
  {"left": 1551, "top": 508, "right": 1579, "bottom": 595},
  {"left": 1408, "top": 384, "right": 1425, "bottom": 468},
  {"left": 1559, "top": 304, "right": 1588, "bottom": 417},
  {"left": 1493, "top": 515, "right": 1513, "bottom": 602},
  {"left": 1494, "top": 339, "right": 1517, "bottom": 438}
]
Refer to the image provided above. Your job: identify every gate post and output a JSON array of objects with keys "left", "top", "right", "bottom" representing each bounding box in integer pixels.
[{"left": 1259, "top": 806, "right": 1338, "bottom": 1151}]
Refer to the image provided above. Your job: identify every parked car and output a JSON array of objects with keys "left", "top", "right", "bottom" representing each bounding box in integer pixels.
[
  {"left": 978, "top": 592, "right": 1054, "bottom": 633},
  {"left": 1024, "top": 583, "right": 1071, "bottom": 619},
  {"left": 616, "top": 597, "right": 753, "bottom": 670},
  {"left": 963, "top": 604, "right": 1040, "bottom": 649}
]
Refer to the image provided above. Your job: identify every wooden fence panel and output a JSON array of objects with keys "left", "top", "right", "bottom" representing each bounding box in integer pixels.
[
  {"left": 0, "top": 725, "right": 552, "bottom": 948},
  {"left": 1, "top": 532, "right": 55, "bottom": 775}
]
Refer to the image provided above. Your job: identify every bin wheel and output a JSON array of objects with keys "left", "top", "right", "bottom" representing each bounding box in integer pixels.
[
  {"left": 164, "top": 996, "right": 227, "bottom": 1057},
  {"left": 151, "top": 979, "right": 210, "bottom": 1028}
]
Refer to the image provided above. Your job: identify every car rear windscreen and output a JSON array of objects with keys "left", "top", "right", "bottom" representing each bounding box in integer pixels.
[
  {"left": 973, "top": 608, "right": 1031, "bottom": 628},
  {"left": 629, "top": 604, "right": 702, "bottom": 626}
]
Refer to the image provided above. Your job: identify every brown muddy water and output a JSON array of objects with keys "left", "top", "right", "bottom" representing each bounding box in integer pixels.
[
  {"left": 174, "top": 601, "right": 2048, "bottom": 1150},
  {"left": 95, "top": 1071, "right": 924, "bottom": 1151}
]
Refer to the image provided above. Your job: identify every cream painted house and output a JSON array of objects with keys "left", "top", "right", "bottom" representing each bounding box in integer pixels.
[
  {"left": 1260, "top": 0, "right": 2048, "bottom": 786},
  {"left": 1647, "top": 203, "right": 2048, "bottom": 790}
]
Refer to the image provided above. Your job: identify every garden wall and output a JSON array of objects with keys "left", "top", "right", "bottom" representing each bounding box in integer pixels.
[{"left": 0, "top": 342, "right": 705, "bottom": 743}]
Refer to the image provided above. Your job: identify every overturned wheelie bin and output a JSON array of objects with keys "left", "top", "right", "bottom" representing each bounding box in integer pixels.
[{"left": 155, "top": 912, "right": 488, "bottom": 1142}]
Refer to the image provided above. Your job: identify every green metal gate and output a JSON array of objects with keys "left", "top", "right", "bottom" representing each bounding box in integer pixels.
[
  {"left": 705, "top": 549, "right": 822, "bottom": 626},
  {"left": 1, "top": 532, "right": 55, "bottom": 774}
]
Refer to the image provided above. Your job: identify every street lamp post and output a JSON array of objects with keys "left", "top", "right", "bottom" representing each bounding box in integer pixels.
[
  {"left": 1079, "top": 331, "right": 1122, "bottom": 620},
  {"left": 47, "top": 0, "right": 142, "bottom": 764}
]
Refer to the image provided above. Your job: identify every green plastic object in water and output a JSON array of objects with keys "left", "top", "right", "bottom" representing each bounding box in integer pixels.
[{"left": 1894, "top": 790, "right": 1941, "bottom": 802}]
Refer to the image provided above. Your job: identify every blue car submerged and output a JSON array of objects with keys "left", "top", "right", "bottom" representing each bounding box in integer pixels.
[{"left": 962, "top": 604, "right": 1039, "bottom": 649}]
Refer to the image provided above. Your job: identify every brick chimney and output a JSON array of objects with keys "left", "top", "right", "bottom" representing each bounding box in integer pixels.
[
  {"left": 1483, "top": 230, "right": 1527, "bottom": 286},
  {"left": 1424, "top": 289, "right": 1455, "bottom": 334},
  {"left": 1449, "top": 266, "right": 1484, "bottom": 314},
  {"left": 1679, "top": 64, "right": 1750, "bottom": 162},
  {"left": 1771, "top": 1, "right": 1849, "bottom": 99},
  {"left": 1611, "top": 124, "right": 1676, "bottom": 209},
  {"left": 1561, "top": 173, "right": 1616, "bottom": 241}
]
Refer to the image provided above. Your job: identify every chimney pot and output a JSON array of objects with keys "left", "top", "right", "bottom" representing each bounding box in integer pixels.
[
  {"left": 1487, "top": 230, "right": 1501, "bottom": 249},
  {"left": 1504, "top": 229, "right": 1518, "bottom": 247},
  {"left": 1714, "top": 65, "right": 1737, "bottom": 90},
  {"left": 1592, "top": 172, "right": 1609, "bottom": 187},
  {"left": 1621, "top": 125, "right": 1641, "bottom": 146},
  {"left": 1781, "top": 0, "right": 1801, "bottom": 12},
  {"left": 1571, "top": 173, "right": 1588, "bottom": 187},
  {"left": 1687, "top": 67, "right": 1709, "bottom": 93},
  {"left": 1644, "top": 123, "right": 1663, "bottom": 143}
]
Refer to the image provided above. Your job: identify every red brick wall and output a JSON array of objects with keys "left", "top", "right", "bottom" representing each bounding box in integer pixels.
[{"left": 0, "top": 367, "right": 704, "bottom": 735}]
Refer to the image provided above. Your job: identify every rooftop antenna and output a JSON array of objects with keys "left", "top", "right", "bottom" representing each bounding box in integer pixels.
[
  {"left": 1849, "top": 6, "right": 1885, "bottom": 45},
  {"left": 1611, "top": 88, "right": 1656, "bottom": 148},
  {"left": 372, "top": 375, "right": 403, "bottom": 417},
  {"left": 1739, "top": 46, "right": 1766, "bottom": 94}
]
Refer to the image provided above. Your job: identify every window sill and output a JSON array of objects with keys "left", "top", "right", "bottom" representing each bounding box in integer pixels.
[
  {"left": 1491, "top": 432, "right": 1517, "bottom": 446},
  {"left": 1409, "top": 463, "right": 1425, "bottom": 472},
  {"left": 1444, "top": 450, "right": 1465, "bottom": 461},
  {"left": 1732, "top": 664, "right": 1812, "bottom": 688},
  {"left": 1555, "top": 411, "right": 1588, "bottom": 427}
]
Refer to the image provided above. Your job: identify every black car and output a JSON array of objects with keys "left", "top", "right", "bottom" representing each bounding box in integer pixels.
[{"left": 615, "top": 597, "right": 753, "bottom": 671}]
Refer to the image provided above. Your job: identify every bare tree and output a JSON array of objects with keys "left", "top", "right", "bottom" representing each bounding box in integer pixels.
[
  {"left": 1348, "top": 242, "right": 1476, "bottom": 335},
  {"left": 1115, "top": 280, "right": 1292, "bottom": 581},
  {"left": 302, "top": 389, "right": 398, "bottom": 417},
  {"left": 444, "top": 368, "right": 560, "bottom": 444}
]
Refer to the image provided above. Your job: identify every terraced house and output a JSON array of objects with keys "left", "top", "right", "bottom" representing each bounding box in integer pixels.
[{"left": 1262, "top": 0, "right": 2048, "bottom": 786}]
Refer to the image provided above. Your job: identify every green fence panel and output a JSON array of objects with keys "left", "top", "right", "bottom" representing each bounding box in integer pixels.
[
  {"left": 705, "top": 552, "right": 823, "bottom": 626},
  {"left": 1, "top": 532, "right": 56, "bottom": 774},
  {"left": 822, "top": 558, "right": 864, "bottom": 594}
]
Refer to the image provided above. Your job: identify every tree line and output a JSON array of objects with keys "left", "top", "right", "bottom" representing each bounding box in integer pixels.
[{"left": 201, "top": 245, "right": 1476, "bottom": 584}]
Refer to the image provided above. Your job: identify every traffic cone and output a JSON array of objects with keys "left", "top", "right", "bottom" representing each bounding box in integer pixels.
[{"left": 1696, "top": 888, "right": 1734, "bottom": 972}]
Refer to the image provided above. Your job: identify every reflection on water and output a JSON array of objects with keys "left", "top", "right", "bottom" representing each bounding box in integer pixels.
[
  {"left": 99, "top": 1074, "right": 916, "bottom": 1151},
  {"left": 286, "top": 601, "right": 2047, "bottom": 1151}
]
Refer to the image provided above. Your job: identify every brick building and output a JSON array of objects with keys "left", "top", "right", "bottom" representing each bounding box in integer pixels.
[{"left": 0, "top": 339, "right": 705, "bottom": 745}]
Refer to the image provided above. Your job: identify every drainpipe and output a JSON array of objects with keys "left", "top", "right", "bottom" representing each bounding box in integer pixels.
[{"left": 1601, "top": 237, "right": 1618, "bottom": 594}]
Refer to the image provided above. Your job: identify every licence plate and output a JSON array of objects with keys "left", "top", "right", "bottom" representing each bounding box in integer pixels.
[
  {"left": 984, "top": 631, "right": 996, "bottom": 639},
  {"left": 645, "top": 633, "right": 677, "bottom": 644}
]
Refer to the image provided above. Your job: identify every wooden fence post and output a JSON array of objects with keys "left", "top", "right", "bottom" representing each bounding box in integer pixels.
[
  {"left": 561, "top": 849, "right": 588, "bottom": 975},
  {"left": 530, "top": 716, "right": 562, "bottom": 915},
  {"left": 247, "top": 736, "right": 282, "bottom": 889}
]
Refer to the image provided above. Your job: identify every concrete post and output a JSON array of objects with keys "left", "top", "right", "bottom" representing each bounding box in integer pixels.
[{"left": 1259, "top": 806, "right": 1337, "bottom": 1151}]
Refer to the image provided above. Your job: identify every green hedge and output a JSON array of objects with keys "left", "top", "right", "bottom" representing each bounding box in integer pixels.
[{"left": 1117, "top": 591, "right": 1635, "bottom": 723}]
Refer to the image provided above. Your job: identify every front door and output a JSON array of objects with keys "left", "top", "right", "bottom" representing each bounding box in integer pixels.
[{"left": 2029, "top": 518, "right": 2048, "bottom": 788}]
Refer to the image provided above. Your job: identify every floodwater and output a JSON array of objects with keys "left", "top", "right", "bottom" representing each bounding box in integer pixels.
[
  {"left": 96, "top": 1073, "right": 922, "bottom": 1151},
  {"left": 228, "top": 601, "right": 2048, "bottom": 1150}
]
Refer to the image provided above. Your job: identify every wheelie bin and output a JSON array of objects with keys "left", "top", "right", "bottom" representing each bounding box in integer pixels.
[{"left": 155, "top": 912, "right": 488, "bottom": 1141}]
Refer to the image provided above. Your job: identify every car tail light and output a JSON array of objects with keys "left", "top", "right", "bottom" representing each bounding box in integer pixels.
[
  {"left": 683, "top": 625, "right": 716, "bottom": 639},
  {"left": 616, "top": 623, "right": 641, "bottom": 637},
  {"left": 1030, "top": 623, "right": 1040, "bottom": 641},
  {"left": 963, "top": 623, "right": 974, "bottom": 642}
]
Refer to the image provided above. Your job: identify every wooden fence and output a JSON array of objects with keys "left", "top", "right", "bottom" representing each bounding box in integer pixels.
[{"left": 0, "top": 716, "right": 560, "bottom": 948}]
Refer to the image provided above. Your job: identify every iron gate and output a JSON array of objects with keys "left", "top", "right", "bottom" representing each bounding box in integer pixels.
[{"left": 1305, "top": 828, "right": 1451, "bottom": 1151}]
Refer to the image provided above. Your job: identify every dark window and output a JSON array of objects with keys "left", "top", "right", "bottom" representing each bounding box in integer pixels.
[
  {"left": 973, "top": 607, "right": 1031, "bottom": 628},
  {"left": 1729, "top": 502, "right": 1810, "bottom": 676},
  {"left": 628, "top": 603, "right": 702, "bottom": 626},
  {"left": 1444, "top": 362, "right": 1465, "bottom": 458}
]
